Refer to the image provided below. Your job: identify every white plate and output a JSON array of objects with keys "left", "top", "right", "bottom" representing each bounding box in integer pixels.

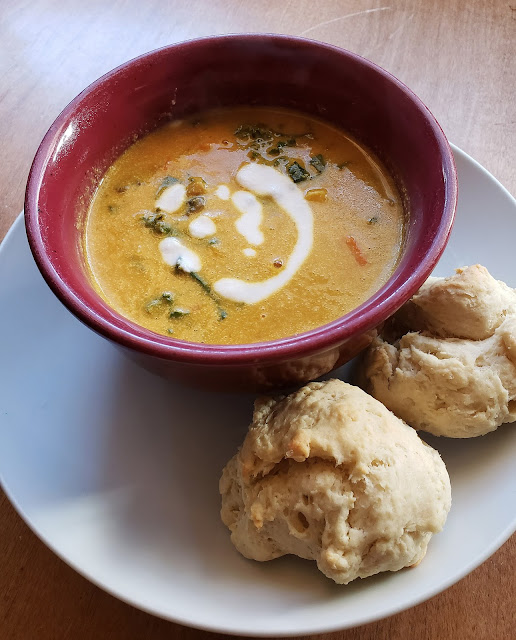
[{"left": 1, "top": 145, "right": 515, "bottom": 637}]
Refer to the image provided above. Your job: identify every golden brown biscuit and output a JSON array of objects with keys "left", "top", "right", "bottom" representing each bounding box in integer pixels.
[
  {"left": 361, "top": 265, "right": 516, "bottom": 437},
  {"left": 220, "top": 380, "right": 451, "bottom": 584},
  {"left": 397, "top": 265, "right": 516, "bottom": 340}
]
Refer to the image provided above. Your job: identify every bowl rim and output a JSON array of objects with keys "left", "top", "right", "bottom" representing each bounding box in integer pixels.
[{"left": 25, "top": 33, "right": 457, "bottom": 365}]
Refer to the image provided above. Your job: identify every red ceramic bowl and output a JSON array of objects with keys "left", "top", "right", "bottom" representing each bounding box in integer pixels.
[{"left": 25, "top": 35, "right": 457, "bottom": 392}]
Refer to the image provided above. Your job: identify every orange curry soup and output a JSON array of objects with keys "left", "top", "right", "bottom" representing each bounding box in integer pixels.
[{"left": 85, "top": 108, "right": 405, "bottom": 344}]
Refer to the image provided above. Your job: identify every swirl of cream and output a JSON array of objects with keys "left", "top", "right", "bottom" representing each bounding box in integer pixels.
[{"left": 214, "top": 163, "right": 314, "bottom": 304}]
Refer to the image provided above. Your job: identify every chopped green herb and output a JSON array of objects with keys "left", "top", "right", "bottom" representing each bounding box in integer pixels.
[
  {"left": 145, "top": 298, "right": 162, "bottom": 313},
  {"left": 156, "top": 220, "right": 172, "bottom": 234},
  {"left": 156, "top": 176, "right": 180, "bottom": 197},
  {"left": 141, "top": 211, "right": 178, "bottom": 236},
  {"left": 309, "top": 154, "right": 326, "bottom": 173},
  {"left": 288, "top": 161, "right": 310, "bottom": 183},
  {"left": 267, "top": 141, "right": 296, "bottom": 157},
  {"left": 235, "top": 124, "right": 274, "bottom": 141},
  {"left": 208, "top": 237, "right": 220, "bottom": 246},
  {"left": 276, "top": 138, "right": 296, "bottom": 148},
  {"left": 142, "top": 211, "right": 165, "bottom": 227},
  {"left": 107, "top": 204, "right": 117, "bottom": 213},
  {"left": 234, "top": 124, "right": 310, "bottom": 173},
  {"left": 367, "top": 216, "right": 379, "bottom": 224},
  {"left": 167, "top": 328, "right": 174, "bottom": 335},
  {"left": 337, "top": 161, "right": 351, "bottom": 170},
  {"left": 273, "top": 155, "right": 289, "bottom": 167},
  {"left": 169, "top": 308, "right": 190, "bottom": 318},
  {"left": 187, "top": 196, "right": 205, "bottom": 214},
  {"left": 235, "top": 124, "right": 309, "bottom": 142},
  {"left": 144, "top": 291, "right": 175, "bottom": 313},
  {"left": 189, "top": 271, "right": 211, "bottom": 293},
  {"left": 182, "top": 271, "right": 228, "bottom": 321}
]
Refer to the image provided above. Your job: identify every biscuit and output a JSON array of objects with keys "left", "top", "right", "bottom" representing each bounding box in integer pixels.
[
  {"left": 220, "top": 380, "right": 451, "bottom": 584},
  {"left": 361, "top": 265, "right": 516, "bottom": 437},
  {"left": 396, "top": 265, "right": 516, "bottom": 340}
]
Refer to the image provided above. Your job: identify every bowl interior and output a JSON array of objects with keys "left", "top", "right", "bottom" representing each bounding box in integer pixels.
[{"left": 26, "top": 35, "right": 456, "bottom": 359}]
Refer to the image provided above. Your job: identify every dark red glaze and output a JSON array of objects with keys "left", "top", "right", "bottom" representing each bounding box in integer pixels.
[{"left": 25, "top": 35, "right": 457, "bottom": 392}]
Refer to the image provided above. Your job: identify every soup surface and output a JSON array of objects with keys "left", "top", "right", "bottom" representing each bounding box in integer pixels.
[{"left": 85, "top": 108, "right": 405, "bottom": 344}]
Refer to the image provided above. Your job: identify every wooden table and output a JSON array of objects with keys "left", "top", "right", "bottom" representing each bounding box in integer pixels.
[{"left": 1, "top": 1, "right": 514, "bottom": 638}]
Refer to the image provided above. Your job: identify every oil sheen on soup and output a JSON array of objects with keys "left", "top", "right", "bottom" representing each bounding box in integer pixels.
[{"left": 85, "top": 108, "right": 405, "bottom": 344}]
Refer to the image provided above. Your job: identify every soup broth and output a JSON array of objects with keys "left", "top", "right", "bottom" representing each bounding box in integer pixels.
[{"left": 85, "top": 108, "right": 405, "bottom": 344}]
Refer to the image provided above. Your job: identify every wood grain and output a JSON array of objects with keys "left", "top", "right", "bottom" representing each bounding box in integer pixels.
[{"left": 1, "top": 1, "right": 515, "bottom": 638}]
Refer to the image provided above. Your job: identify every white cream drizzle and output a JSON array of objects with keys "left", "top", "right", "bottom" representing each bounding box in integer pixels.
[
  {"left": 155, "top": 183, "right": 186, "bottom": 214},
  {"left": 188, "top": 215, "right": 217, "bottom": 238},
  {"left": 159, "top": 237, "right": 201, "bottom": 273},
  {"left": 243, "top": 248, "right": 256, "bottom": 257},
  {"left": 215, "top": 185, "right": 230, "bottom": 200},
  {"left": 232, "top": 190, "right": 264, "bottom": 245},
  {"left": 214, "top": 164, "right": 314, "bottom": 304}
]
